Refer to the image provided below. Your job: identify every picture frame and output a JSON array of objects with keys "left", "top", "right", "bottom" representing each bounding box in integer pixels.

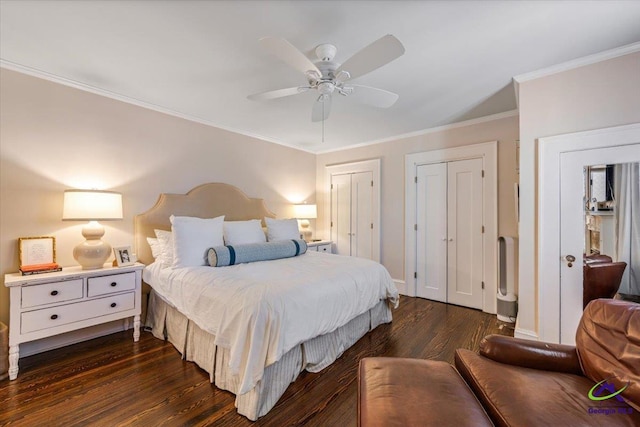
[
  {"left": 113, "top": 246, "right": 134, "bottom": 267},
  {"left": 19, "top": 236, "right": 56, "bottom": 268}
]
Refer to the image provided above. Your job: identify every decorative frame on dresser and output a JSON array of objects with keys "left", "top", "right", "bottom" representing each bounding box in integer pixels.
[{"left": 4, "top": 263, "right": 143, "bottom": 380}]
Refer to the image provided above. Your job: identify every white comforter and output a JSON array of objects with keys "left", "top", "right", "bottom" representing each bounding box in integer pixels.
[{"left": 144, "top": 251, "right": 399, "bottom": 394}]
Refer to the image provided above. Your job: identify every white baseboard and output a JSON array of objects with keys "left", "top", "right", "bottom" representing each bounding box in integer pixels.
[
  {"left": 19, "top": 320, "right": 129, "bottom": 358},
  {"left": 393, "top": 279, "right": 408, "bottom": 295},
  {"left": 514, "top": 327, "right": 539, "bottom": 341}
]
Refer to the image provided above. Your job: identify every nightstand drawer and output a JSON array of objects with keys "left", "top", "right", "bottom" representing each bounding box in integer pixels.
[
  {"left": 87, "top": 272, "right": 136, "bottom": 297},
  {"left": 21, "top": 292, "right": 135, "bottom": 334},
  {"left": 21, "top": 279, "right": 83, "bottom": 309},
  {"left": 316, "top": 243, "right": 332, "bottom": 253}
]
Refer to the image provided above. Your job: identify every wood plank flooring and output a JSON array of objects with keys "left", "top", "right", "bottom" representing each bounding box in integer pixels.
[{"left": 0, "top": 297, "right": 512, "bottom": 426}]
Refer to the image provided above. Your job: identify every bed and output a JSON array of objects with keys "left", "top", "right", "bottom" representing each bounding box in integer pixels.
[{"left": 134, "top": 183, "right": 398, "bottom": 420}]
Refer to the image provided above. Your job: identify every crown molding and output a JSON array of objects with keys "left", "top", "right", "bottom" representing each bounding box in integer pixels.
[
  {"left": 315, "top": 109, "right": 519, "bottom": 155},
  {"left": 0, "top": 60, "right": 316, "bottom": 154},
  {"left": 1, "top": 60, "right": 519, "bottom": 155},
  {"left": 514, "top": 41, "right": 640, "bottom": 83}
]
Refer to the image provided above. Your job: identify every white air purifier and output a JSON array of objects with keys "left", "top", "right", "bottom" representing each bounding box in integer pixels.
[{"left": 497, "top": 236, "right": 518, "bottom": 323}]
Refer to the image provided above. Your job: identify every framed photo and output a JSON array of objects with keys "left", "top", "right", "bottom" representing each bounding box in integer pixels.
[
  {"left": 113, "top": 246, "right": 134, "bottom": 267},
  {"left": 19, "top": 236, "right": 56, "bottom": 268}
]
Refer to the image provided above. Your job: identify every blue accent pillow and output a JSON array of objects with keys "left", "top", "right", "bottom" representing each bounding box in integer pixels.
[{"left": 208, "top": 239, "right": 307, "bottom": 267}]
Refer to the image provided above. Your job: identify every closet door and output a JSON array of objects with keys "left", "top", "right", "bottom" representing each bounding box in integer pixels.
[
  {"left": 351, "top": 171, "right": 374, "bottom": 259},
  {"left": 416, "top": 163, "right": 447, "bottom": 301},
  {"left": 447, "top": 158, "right": 484, "bottom": 309},
  {"left": 331, "top": 174, "right": 352, "bottom": 256}
]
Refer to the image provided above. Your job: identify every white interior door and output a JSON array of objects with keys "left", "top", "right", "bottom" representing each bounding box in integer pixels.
[
  {"left": 559, "top": 144, "right": 640, "bottom": 343},
  {"left": 351, "top": 171, "right": 373, "bottom": 259},
  {"left": 447, "top": 158, "right": 484, "bottom": 309},
  {"left": 416, "top": 163, "right": 448, "bottom": 301},
  {"left": 331, "top": 174, "right": 352, "bottom": 256}
]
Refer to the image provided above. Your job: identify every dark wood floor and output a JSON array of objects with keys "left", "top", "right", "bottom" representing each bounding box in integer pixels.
[{"left": 0, "top": 297, "right": 512, "bottom": 426}]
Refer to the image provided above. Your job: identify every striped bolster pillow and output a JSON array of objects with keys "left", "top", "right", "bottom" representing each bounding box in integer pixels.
[{"left": 207, "top": 239, "right": 308, "bottom": 267}]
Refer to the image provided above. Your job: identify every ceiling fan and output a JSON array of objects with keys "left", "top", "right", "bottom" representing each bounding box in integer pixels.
[{"left": 248, "top": 34, "right": 405, "bottom": 122}]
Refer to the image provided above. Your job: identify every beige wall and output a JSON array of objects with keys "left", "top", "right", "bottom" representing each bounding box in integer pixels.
[
  {"left": 0, "top": 69, "right": 316, "bottom": 326},
  {"left": 517, "top": 52, "right": 640, "bottom": 338},
  {"left": 315, "top": 114, "right": 519, "bottom": 283}
]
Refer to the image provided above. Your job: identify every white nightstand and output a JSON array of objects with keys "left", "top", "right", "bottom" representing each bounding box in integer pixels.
[
  {"left": 4, "top": 263, "right": 144, "bottom": 380},
  {"left": 307, "top": 240, "right": 333, "bottom": 254}
]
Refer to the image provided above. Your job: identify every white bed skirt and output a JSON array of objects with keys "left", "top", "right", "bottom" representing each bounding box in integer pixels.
[{"left": 145, "top": 289, "right": 392, "bottom": 421}]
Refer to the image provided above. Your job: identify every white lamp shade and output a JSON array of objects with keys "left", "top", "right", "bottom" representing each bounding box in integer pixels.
[
  {"left": 293, "top": 204, "right": 317, "bottom": 219},
  {"left": 63, "top": 190, "right": 123, "bottom": 221}
]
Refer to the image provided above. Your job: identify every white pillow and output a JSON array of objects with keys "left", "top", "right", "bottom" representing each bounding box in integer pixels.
[
  {"left": 223, "top": 220, "right": 266, "bottom": 245},
  {"left": 170, "top": 215, "right": 225, "bottom": 267},
  {"left": 265, "top": 218, "right": 300, "bottom": 241},
  {"left": 147, "top": 229, "right": 173, "bottom": 268}
]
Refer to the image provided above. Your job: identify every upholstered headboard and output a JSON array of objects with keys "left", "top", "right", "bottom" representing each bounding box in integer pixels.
[{"left": 134, "top": 183, "right": 276, "bottom": 265}]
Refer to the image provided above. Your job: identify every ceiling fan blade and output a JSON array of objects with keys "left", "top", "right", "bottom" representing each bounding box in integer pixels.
[
  {"left": 311, "top": 95, "right": 332, "bottom": 122},
  {"left": 247, "top": 86, "right": 308, "bottom": 101},
  {"left": 335, "top": 34, "right": 405, "bottom": 82},
  {"left": 349, "top": 85, "right": 399, "bottom": 108},
  {"left": 259, "top": 37, "right": 321, "bottom": 76}
]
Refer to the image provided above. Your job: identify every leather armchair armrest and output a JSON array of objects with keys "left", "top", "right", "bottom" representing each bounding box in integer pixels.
[{"left": 479, "top": 334, "right": 583, "bottom": 376}]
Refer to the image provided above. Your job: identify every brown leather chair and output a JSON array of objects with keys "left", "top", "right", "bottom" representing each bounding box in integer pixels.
[
  {"left": 455, "top": 299, "right": 640, "bottom": 426},
  {"left": 584, "top": 253, "right": 613, "bottom": 265},
  {"left": 583, "top": 260, "right": 626, "bottom": 308},
  {"left": 359, "top": 300, "right": 640, "bottom": 426}
]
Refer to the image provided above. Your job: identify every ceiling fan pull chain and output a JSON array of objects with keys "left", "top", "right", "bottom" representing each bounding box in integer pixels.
[{"left": 322, "top": 101, "right": 325, "bottom": 143}]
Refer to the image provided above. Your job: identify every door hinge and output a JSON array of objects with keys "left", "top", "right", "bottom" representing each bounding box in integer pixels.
[
  {"left": 414, "top": 224, "right": 417, "bottom": 231},
  {"left": 330, "top": 221, "right": 333, "bottom": 227},
  {"left": 371, "top": 180, "right": 374, "bottom": 187},
  {"left": 371, "top": 223, "right": 373, "bottom": 229},
  {"left": 482, "top": 225, "right": 485, "bottom": 233},
  {"left": 414, "top": 176, "right": 418, "bottom": 183},
  {"left": 481, "top": 281, "right": 485, "bottom": 290},
  {"left": 414, "top": 272, "right": 417, "bottom": 279},
  {"left": 331, "top": 183, "right": 334, "bottom": 190},
  {"left": 482, "top": 170, "right": 485, "bottom": 178}
]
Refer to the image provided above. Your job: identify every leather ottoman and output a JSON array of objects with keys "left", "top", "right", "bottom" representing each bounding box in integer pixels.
[{"left": 358, "top": 357, "right": 492, "bottom": 427}]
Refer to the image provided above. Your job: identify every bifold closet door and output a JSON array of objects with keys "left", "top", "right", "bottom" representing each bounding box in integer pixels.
[
  {"left": 351, "top": 171, "right": 374, "bottom": 259},
  {"left": 330, "top": 171, "right": 374, "bottom": 259},
  {"left": 415, "top": 158, "right": 483, "bottom": 309},
  {"left": 416, "top": 163, "right": 448, "bottom": 301},
  {"left": 446, "top": 158, "right": 483, "bottom": 309},
  {"left": 331, "top": 173, "right": 352, "bottom": 257}
]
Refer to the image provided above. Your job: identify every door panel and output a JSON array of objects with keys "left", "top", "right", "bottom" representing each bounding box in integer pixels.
[
  {"left": 416, "top": 163, "right": 448, "bottom": 301},
  {"left": 447, "top": 158, "right": 483, "bottom": 309},
  {"left": 331, "top": 174, "right": 352, "bottom": 256},
  {"left": 559, "top": 145, "right": 640, "bottom": 344},
  {"left": 351, "top": 171, "right": 373, "bottom": 259}
]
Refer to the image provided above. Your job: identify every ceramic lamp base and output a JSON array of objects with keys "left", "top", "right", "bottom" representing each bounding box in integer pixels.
[
  {"left": 74, "top": 221, "right": 111, "bottom": 269},
  {"left": 73, "top": 239, "right": 111, "bottom": 270}
]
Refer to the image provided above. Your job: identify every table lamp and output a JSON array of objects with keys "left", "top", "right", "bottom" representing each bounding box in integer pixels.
[
  {"left": 62, "top": 189, "right": 123, "bottom": 269},
  {"left": 293, "top": 203, "right": 317, "bottom": 242}
]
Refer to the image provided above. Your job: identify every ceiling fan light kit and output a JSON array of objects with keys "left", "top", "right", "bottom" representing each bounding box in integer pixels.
[{"left": 248, "top": 34, "right": 405, "bottom": 133}]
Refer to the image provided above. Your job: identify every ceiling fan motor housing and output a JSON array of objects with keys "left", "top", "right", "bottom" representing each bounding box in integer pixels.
[{"left": 315, "top": 43, "right": 337, "bottom": 61}]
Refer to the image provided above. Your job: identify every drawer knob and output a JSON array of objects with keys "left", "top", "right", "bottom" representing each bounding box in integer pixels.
[
  {"left": 110, "top": 282, "right": 117, "bottom": 287},
  {"left": 110, "top": 302, "right": 117, "bottom": 308},
  {"left": 50, "top": 314, "right": 58, "bottom": 320},
  {"left": 50, "top": 290, "right": 59, "bottom": 296}
]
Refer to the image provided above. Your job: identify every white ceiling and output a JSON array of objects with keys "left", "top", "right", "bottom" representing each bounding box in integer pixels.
[{"left": 2, "top": 1, "right": 640, "bottom": 153}]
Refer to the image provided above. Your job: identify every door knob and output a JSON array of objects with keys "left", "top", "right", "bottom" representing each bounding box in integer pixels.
[{"left": 565, "top": 254, "right": 576, "bottom": 267}]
